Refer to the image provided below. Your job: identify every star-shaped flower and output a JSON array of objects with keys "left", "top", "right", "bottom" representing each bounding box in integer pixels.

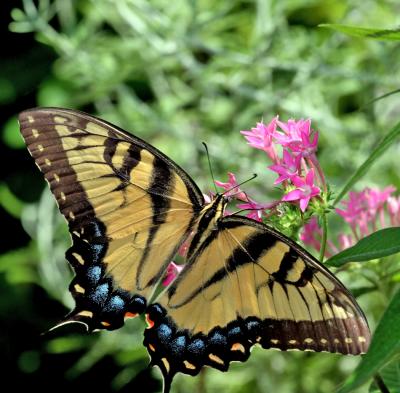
[
  {"left": 281, "top": 169, "right": 320, "bottom": 212},
  {"left": 240, "top": 118, "right": 278, "bottom": 160},
  {"left": 268, "top": 149, "right": 302, "bottom": 184},
  {"left": 237, "top": 198, "right": 278, "bottom": 222},
  {"left": 274, "top": 118, "right": 318, "bottom": 158},
  {"left": 215, "top": 172, "right": 247, "bottom": 200}
]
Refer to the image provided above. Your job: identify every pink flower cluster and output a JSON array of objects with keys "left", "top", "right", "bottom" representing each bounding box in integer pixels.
[
  {"left": 241, "top": 118, "right": 324, "bottom": 212},
  {"left": 213, "top": 117, "right": 324, "bottom": 224},
  {"left": 301, "top": 186, "right": 400, "bottom": 256}
]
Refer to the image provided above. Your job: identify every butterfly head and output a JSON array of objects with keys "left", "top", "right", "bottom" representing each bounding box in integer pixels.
[{"left": 202, "top": 193, "right": 227, "bottom": 224}]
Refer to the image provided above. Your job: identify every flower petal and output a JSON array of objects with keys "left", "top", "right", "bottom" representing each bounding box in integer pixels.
[
  {"left": 299, "top": 196, "right": 311, "bottom": 212},
  {"left": 282, "top": 189, "right": 303, "bottom": 202}
]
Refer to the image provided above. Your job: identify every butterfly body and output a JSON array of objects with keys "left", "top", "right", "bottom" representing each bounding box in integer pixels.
[{"left": 19, "top": 108, "right": 370, "bottom": 393}]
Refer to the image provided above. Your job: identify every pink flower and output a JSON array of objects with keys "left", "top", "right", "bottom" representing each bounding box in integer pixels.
[
  {"left": 178, "top": 232, "right": 194, "bottom": 257},
  {"left": 336, "top": 191, "right": 365, "bottom": 225},
  {"left": 365, "top": 186, "right": 395, "bottom": 216},
  {"left": 240, "top": 118, "right": 278, "bottom": 160},
  {"left": 301, "top": 217, "right": 340, "bottom": 257},
  {"left": 162, "top": 262, "right": 184, "bottom": 287},
  {"left": 336, "top": 186, "right": 397, "bottom": 238},
  {"left": 388, "top": 196, "right": 400, "bottom": 225},
  {"left": 268, "top": 149, "right": 302, "bottom": 184},
  {"left": 338, "top": 234, "right": 354, "bottom": 250},
  {"left": 274, "top": 118, "right": 318, "bottom": 158},
  {"left": 336, "top": 186, "right": 394, "bottom": 224},
  {"left": 274, "top": 119, "right": 307, "bottom": 145},
  {"left": 300, "top": 217, "right": 322, "bottom": 250},
  {"left": 297, "top": 129, "right": 318, "bottom": 158},
  {"left": 215, "top": 172, "right": 247, "bottom": 200},
  {"left": 281, "top": 169, "right": 320, "bottom": 212},
  {"left": 237, "top": 198, "right": 278, "bottom": 222}
]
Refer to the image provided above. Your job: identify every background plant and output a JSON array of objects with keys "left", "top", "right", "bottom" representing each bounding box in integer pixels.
[{"left": 2, "top": 1, "right": 400, "bottom": 392}]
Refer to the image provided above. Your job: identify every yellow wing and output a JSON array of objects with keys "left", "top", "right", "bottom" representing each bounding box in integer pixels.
[
  {"left": 144, "top": 215, "right": 370, "bottom": 388},
  {"left": 19, "top": 108, "right": 204, "bottom": 330}
]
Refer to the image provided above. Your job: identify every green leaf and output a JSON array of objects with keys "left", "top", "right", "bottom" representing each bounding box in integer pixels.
[
  {"left": 350, "top": 286, "right": 377, "bottom": 298},
  {"left": 2, "top": 116, "right": 24, "bottom": 149},
  {"left": 333, "top": 120, "right": 400, "bottom": 206},
  {"left": 47, "top": 336, "right": 93, "bottom": 354},
  {"left": 320, "top": 24, "right": 400, "bottom": 41},
  {"left": 0, "top": 182, "right": 24, "bottom": 218},
  {"left": 325, "top": 228, "right": 400, "bottom": 267},
  {"left": 338, "top": 288, "right": 400, "bottom": 393},
  {"left": 369, "top": 360, "right": 400, "bottom": 393}
]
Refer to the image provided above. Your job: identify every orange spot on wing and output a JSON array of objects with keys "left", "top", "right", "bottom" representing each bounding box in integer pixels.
[
  {"left": 231, "top": 343, "right": 245, "bottom": 353},
  {"left": 101, "top": 321, "right": 111, "bottom": 327},
  {"left": 145, "top": 314, "right": 154, "bottom": 329},
  {"left": 124, "top": 312, "right": 138, "bottom": 319}
]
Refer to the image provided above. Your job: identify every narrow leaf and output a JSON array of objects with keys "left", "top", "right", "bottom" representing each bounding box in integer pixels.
[
  {"left": 369, "top": 361, "right": 400, "bottom": 393},
  {"left": 361, "top": 88, "right": 400, "bottom": 110},
  {"left": 350, "top": 286, "right": 377, "bottom": 298},
  {"left": 320, "top": 24, "right": 400, "bottom": 41},
  {"left": 333, "top": 121, "right": 400, "bottom": 206},
  {"left": 338, "top": 289, "right": 400, "bottom": 393},
  {"left": 325, "top": 228, "right": 400, "bottom": 267}
]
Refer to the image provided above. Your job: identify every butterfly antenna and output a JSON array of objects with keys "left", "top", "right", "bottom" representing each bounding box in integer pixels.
[
  {"left": 202, "top": 142, "right": 218, "bottom": 194},
  {"left": 222, "top": 173, "right": 258, "bottom": 197}
]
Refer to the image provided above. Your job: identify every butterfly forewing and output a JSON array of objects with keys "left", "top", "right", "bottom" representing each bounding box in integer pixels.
[{"left": 19, "top": 108, "right": 204, "bottom": 330}]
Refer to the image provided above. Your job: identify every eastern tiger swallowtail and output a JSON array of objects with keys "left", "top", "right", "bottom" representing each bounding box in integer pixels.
[{"left": 19, "top": 108, "right": 370, "bottom": 392}]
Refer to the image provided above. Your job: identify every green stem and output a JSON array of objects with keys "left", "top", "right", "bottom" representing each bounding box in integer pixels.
[{"left": 319, "top": 213, "right": 328, "bottom": 262}]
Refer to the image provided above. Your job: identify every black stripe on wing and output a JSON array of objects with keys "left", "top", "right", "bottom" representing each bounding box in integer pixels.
[
  {"left": 103, "top": 137, "right": 141, "bottom": 185},
  {"left": 136, "top": 156, "right": 175, "bottom": 289}
]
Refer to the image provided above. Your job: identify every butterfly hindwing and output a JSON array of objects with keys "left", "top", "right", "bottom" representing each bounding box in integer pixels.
[
  {"left": 19, "top": 108, "right": 204, "bottom": 330},
  {"left": 144, "top": 215, "right": 370, "bottom": 384}
]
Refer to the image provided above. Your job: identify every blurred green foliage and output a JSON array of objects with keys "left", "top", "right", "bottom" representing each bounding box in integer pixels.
[{"left": 2, "top": 0, "right": 400, "bottom": 392}]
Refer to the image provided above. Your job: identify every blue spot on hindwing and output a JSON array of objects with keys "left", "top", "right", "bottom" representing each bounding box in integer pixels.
[
  {"left": 89, "top": 283, "right": 109, "bottom": 306},
  {"left": 227, "top": 326, "right": 241, "bottom": 338},
  {"left": 91, "top": 220, "right": 104, "bottom": 238},
  {"left": 209, "top": 331, "right": 227, "bottom": 346},
  {"left": 169, "top": 336, "right": 187, "bottom": 357},
  {"left": 245, "top": 318, "right": 261, "bottom": 336},
  {"left": 86, "top": 266, "right": 102, "bottom": 286},
  {"left": 187, "top": 338, "right": 206, "bottom": 356},
  {"left": 104, "top": 295, "right": 125, "bottom": 312},
  {"left": 92, "top": 244, "right": 105, "bottom": 263},
  {"left": 157, "top": 324, "right": 173, "bottom": 345}
]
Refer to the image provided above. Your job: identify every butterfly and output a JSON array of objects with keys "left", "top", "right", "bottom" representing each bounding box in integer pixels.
[{"left": 19, "top": 108, "right": 370, "bottom": 392}]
